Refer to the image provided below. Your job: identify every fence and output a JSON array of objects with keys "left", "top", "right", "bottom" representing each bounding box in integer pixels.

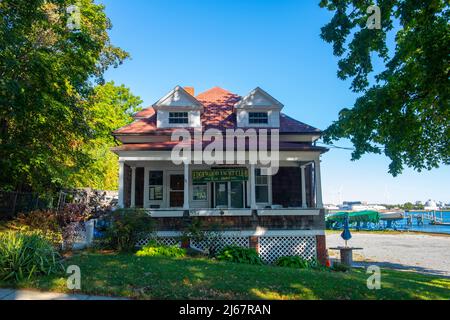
[
  {"left": 0, "top": 191, "right": 56, "bottom": 219},
  {"left": 0, "top": 189, "right": 118, "bottom": 220}
]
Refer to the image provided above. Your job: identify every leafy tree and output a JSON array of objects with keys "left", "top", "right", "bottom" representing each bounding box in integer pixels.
[
  {"left": 0, "top": 0, "right": 129, "bottom": 191},
  {"left": 68, "top": 82, "right": 142, "bottom": 190},
  {"left": 403, "top": 202, "right": 414, "bottom": 211},
  {"left": 320, "top": 0, "right": 449, "bottom": 176}
]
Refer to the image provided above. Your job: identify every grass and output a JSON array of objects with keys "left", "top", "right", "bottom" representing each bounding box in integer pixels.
[{"left": 1, "top": 251, "right": 450, "bottom": 300}]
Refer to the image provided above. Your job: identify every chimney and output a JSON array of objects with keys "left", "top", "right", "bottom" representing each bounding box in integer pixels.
[{"left": 184, "top": 87, "right": 195, "bottom": 96}]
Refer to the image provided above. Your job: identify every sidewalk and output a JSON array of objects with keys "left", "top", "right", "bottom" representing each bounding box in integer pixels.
[{"left": 0, "top": 288, "right": 128, "bottom": 300}]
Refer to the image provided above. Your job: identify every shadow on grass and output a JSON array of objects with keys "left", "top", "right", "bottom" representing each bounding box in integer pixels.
[
  {"left": 3, "top": 252, "right": 449, "bottom": 300},
  {"left": 353, "top": 260, "right": 450, "bottom": 278}
]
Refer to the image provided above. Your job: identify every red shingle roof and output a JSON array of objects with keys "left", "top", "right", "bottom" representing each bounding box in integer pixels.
[
  {"left": 114, "top": 87, "right": 321, "bottom": 135},
  {"left": 111, "top": 141, "right": 328, "bottom": 153}
]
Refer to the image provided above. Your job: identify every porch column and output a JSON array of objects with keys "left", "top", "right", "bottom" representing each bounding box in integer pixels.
[
  {"left": 301, "top": 165, "right": 307, "bottom": 208},
  {"left": 130, "top": 166, "right": 136, "bottom": 208},
  {"left": 250, "top": 164, "right": 257, "bottom": 209},
  {"left": 183, "top": 161, "right": 190, "bottom": 210},
  {"left": 143, "top": 167, "right": 149, "bottom": 209},
  {"left": 315, "top": 158, "right": 323, "bottom": 208},
  {"left": 118, "top": 161, "right": 125, "bottom": 208}
]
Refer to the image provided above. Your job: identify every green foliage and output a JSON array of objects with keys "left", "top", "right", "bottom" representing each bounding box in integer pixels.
[
  {"left": 400, "top": 202, "right": 424, "bottom": 210},
  {"left": 180, "top": 219, "right": 223, "bottom": 256},
  {"left": 11, "top": 204, "right": 90, "bottom": 249},
  {"left": 0, "top": 0, "right": 132, "bottom": 192},
  {"left": 331, "top": 262, "right": 351, "bottom": 273},
  {"left": 216, "top": 245, "right": 263, "bottom": 265},
  {"left": 136, "top": 241, "right": 186, "bottom": 258},
  {"left": 320, "top": 0, "right": 450, "bottom": 176},
  {"left": 11, "top": 252, "right": 450, "bottom": 300},
  {"left": 275, "top": 256, "right": 317, "bottom": 269},
  {"left": 0, "top": 231, "right": 63, "bottom": 282},
  {"left": 103, "top": 209, "right": 154, "bottom": 252},
  {"left": 68, "top": 82, "right": 142, "bottom": 190}
]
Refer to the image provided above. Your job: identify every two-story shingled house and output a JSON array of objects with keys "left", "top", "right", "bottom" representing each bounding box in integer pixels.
[{"left": 112, "top": 86, "right": 328, "bottom": 263}]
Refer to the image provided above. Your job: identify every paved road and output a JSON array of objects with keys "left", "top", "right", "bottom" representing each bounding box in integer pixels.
[
  {"left": 0, "top": 288, "right": 128, "bottom": 300},
  {"left": 327, "top": 233, "right": 450, "bottom": 277}
]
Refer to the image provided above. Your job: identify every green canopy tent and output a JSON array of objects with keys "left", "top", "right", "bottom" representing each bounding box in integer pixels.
[{"left": 326, "top": 211, "right": 380, "bottom": 224}]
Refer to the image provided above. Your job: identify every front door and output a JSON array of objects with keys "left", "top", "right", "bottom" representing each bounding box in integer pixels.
[
  {"left": 214, "top": 182, "right": 228, "bottom": 208},
  {"left": 230, "top": 182, "right": 244, "bottom": 208},
  {"left": 214, "top": 181, "right": 245, "bottom": 209},
  {"left": 169, "top": 174, "right": 184, "bottom": 208}
]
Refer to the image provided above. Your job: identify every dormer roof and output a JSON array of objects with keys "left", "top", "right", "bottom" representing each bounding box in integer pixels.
[
  {"left": 115, "top": 86, "right": 320, "bottom": 135},
  {"left": 234, "top": 87, "right": 284, "bottom": 110},
  {"left": 152, "top": 85, "right": 204, "bottom": 111}
]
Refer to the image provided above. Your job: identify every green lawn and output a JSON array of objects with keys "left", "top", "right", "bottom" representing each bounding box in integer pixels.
[{"left": 2, "top": 251, "right": 450, "bottom": 300}]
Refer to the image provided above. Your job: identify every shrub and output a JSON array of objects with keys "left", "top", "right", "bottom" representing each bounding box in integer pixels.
[
  {"left": 136, "top": 241, "right": 186, "bottom": 258},
  {"left": 331, "top": 262, "right": 351, "bottom": 272},
  {"left": 11, "top": 211, "right": 62, "bottom": 246},
  {"left": 216, "top": 245, "right": 263, "bottom": 265},
  {"left": 180, "top": 220, "right": 224, "bottom": 257},
  {"left": 102, "top": 209, "right": 154, "bottom": 252},
  {"left": 13, "top": 204, "right": 91, "bottom": 250},
  {"left": 0, "top": 231, "right": 63, "bottom": 282},
  {"left": 275, "top": 256, "right": 314, "bottom": 269}
]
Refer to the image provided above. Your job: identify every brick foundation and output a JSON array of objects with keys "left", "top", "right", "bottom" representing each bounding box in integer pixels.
[
  {"left": 249, "top": 236, "right": 260, "bottom": 253},
  {"left": 316, "top": 235, "right": 327, "bottom": 265}
]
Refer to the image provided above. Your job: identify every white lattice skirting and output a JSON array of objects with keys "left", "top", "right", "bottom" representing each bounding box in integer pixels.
[
  {"left": 136, "top": 237, "right": 180, "bottom": 247},
  {"left": 191, "top": 237, "right": 250, "bottom": 254},
  {"left": 136, "top": 234, "right": 318, "bottom": 264},
  {"left": 259, "top": 236, "right": 317, "bottom": 263}
]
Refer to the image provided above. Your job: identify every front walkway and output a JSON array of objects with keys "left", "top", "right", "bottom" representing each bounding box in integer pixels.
[{"left": 0, "top": 288, "right": 128, "bottom": 300}]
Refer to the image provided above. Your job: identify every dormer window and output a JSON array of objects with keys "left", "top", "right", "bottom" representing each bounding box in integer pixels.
[
  {"left": 235, "top": 87, "right": 284, "bottom": 128},
  {"left": 153, "top": 86, "right": 203, "bottom": 128},
  {"left": 169, "top": 112, "right": 189, "bottom": 124},
  {"left": 249, "top": 112, "right": 269, "bottom": 124}
]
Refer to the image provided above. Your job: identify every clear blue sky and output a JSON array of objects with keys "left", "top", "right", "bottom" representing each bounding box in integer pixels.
[{"left": 99, "top": 0, "right": 449, "bottom": 205}]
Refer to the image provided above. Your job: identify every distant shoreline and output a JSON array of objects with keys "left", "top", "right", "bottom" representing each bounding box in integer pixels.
[{"left": 325, "top": 229, "right": 450, "bottom": 238}]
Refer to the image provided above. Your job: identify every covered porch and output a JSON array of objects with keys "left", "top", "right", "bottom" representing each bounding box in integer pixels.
[{"left": 117, "top": 151, "right": 324, "bottom": 217}]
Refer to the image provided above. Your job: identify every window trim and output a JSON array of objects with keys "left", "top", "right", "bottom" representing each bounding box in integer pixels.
[
  {"left": 192, "top": 183, "right": 208, "bottom": 202},
  {"left": 255, "top": 168, "right": 270, "bottom": 204},
  {"left": 149, "top": 171, "right": 164, "bottom": 201},
  {"left": 168, "top": 112, "right": 189, "bottom": 124},
  {"left": 249, "top": 112, "right": 269, "bottom": 125}
]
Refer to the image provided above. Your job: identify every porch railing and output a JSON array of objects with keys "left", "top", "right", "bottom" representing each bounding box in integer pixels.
[{"left": 145, "top": 208, "right": 322, "bottom": 218}]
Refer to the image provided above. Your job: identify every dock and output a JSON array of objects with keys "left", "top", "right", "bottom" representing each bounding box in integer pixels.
[{"left": 408, "top": 211, "right": 445, "bottom": 225}]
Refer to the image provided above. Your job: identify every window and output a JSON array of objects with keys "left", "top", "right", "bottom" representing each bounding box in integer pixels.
[
  {"left": 255, "top": 168, "right": 269, "bottom": 203},
  {"left": 249, "top": 112, "right": 268, "bottom": 124},
  {"left": 193, "top": 183, "right": 208, "bottom": 201},
  {"left": 169, "top": 174, "right": 184, "bottom": 207},
  {"left": 149, "top": 171, "right": 163, "bottom": 201},
  {"left": 169, "top": 112, "right": 189, "bottom": 124}
]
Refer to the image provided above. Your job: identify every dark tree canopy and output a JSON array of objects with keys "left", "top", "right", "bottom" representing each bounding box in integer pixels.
[
  {"left": 0, "top": 0, "right": 130, "bottom": 191},
  {"left": 320, "top": 0, "right": 449, "bottom": 176}
]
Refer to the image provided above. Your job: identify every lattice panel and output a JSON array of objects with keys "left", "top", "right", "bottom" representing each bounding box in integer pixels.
[
  {"left": 136, "top": 236, "right": 180, "bottom": 247},
  {"left": 71, "top": 223, "right": 87, "bottom": 242},
  {"left": 191, "top": 237, "right": 250, "bottom": 254},
  {"left": 259, "top": 236, "right": 317, "bottom": 263}
]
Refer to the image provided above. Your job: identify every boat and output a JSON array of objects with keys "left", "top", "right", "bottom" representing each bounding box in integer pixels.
[
  {"left": 326, "top": 210, "right": 380, "bottom": 223},
  {"left": 430, "top": 221, "right": 450, "bottom": 226},
  {"left": 379, "top": 211, "right": 404, "bottom": 221}
]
